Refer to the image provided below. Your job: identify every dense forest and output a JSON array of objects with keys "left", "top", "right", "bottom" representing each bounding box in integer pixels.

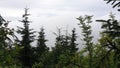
[{"left": 0, "top": 0, "right": 120, "bottom": 68}]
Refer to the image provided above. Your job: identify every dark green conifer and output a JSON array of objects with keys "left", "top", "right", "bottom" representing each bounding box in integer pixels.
[
  {"left": 35, "top": 27, "right": 49, "bottom": 61},
  {"left": 17, "top": 8, "right": 35, "bottom": 68},
  {"left": 69, "top": 28, "right": 78, "bottom": 54},
  {"left": 96, "top": 13, "right": 120, "bottom": 67}
]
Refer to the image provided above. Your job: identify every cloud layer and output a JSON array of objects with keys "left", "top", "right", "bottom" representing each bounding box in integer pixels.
[{"left": 0, "top": 0, "right": 119, "bottom": 47}]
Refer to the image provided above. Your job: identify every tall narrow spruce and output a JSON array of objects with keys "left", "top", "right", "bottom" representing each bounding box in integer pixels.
[{"left": 17, "top": 8, "right": 35, "bottom": 68}]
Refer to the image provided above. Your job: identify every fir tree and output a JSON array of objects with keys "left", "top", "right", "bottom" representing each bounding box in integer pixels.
[
  {"left": 35, "top": 27, "right": 49, "bottom": 62},
  {"left": 52, "top": 28, "right": 63, "bottom": 65},
  {"left": 77, "top": 15, "right": 93, "bottom": 68},
  {"left": 96, "top": 13, "right": 120, "bottom": 67},
  {"left": 0, "top": 15, "right": 19, "bottom": 67},
  {"left": 69, "top": 28, "right": 78, "bottom": 54},
  {"left": 52, "top": 28, "right": 78, "bottom": 67},
  {"left": 52, "top": 28, "right": 70, "bottom": 67},
  {"left": 17, "top": 8, "right": 35, "bottom": 68}
]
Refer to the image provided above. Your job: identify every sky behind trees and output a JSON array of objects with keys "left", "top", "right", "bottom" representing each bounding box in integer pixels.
[
  {"left": 0, "top": 1, "right": 120, "bottom": 67},
  {"left": 0, "top": 0, "right": 119, "bottom": 47}
]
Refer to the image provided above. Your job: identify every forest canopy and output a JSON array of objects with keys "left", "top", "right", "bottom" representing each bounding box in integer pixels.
[{"left": 0, "top": 0, "right": 120, "bottom": 68}]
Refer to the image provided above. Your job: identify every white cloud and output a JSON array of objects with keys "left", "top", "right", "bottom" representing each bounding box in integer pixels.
[{"left": 0, "top": 0, "right": 119, "bottom": 47}]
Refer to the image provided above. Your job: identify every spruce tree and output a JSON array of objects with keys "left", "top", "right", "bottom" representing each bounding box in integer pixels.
[
  {"left": 0, "top": 15, "right": 19, "bottom": 67},
  {"left": 17, "top": 8, "right": 35, "bottom": 68},
  {"left": 77, "top": 15, "right": 93, "bottom": 68},
  {"left": 66, "top": 28, "right": 78, "bottom": 67},
  {"left": 35, "top": 27, "right": 49, "bottom": 62},
  {"left": 52, "top": 28, "right": 78, "bottom": 67},
  {"left": 96, "top": 13, "right": 120, "bottom": 67},
  {"left": 69, "top": 28, "right": 78, "bottom": 54},
  {"left": 52, "top": 28, "right": 63, "bottom": 65},
  {"left": 0, "top": 15, "right": 15, "bottom": 50},
  {"left": 52, "top": 28, "right": 70, "bottom": 67}
]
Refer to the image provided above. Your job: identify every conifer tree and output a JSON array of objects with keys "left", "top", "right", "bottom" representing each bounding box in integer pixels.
[
  {"left": 0, "top": 15, "right": 15, "bottom": 50},
  {"left": 52, "top": 28, "right": 70, "bottom": 67},
  {"left": 65, "top": 28, "right": 78, "bottom": 67},
  {"left": 0, "top": 15, "right": 19, "bottom": 67},
  {"left": 69, "top": 28, "right": 78, "bottom": 54},
  {"left": 17, "top": 8, "right": 35, "bottom": 68},
  {"left": 35, "top": 27, "right": 49, "bottom": 62},
  {"left": 52, "top": 28, "right": 63, "bottom": 65},
  {"left": 77, "top": 15, "right": 93, "bottom": 68},
  {"left": 96, "top": 13, "right": 120, "bottom": 67},
  {"left": 52, "top": 28, "right": 78, "bottom": 67}
]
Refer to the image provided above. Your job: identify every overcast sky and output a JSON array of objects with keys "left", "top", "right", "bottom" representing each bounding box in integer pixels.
[{"left": 0, "top": 0, "right": 119, "bottom": 47}]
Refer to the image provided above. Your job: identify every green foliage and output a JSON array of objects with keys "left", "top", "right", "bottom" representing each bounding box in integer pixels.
[
  {"left": 0, "top": 15, "right": 21, "bottom": 67},
  {"left": 16, "top": 8, "right": 35, "bottom": 68},
  {"left": 77, "top": 15, "right": 94, "bottom": 68},
  {"left": 33, "top": 27, "right": 50, "bottom": 67},
  {"left": 69, "top": 28, "right": 78, "bottom": 54},
  {"left": 1, "top": 8, "right": 120, "bottom": 68},
  {"left": 96, "top": 13, "right": 120, "bottom": 68},
  {"left": 35, "top": 27, "right": 49, "bottom": 57}
]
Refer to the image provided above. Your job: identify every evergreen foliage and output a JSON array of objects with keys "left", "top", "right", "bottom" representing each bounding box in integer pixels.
[
  {"left": 104, "top": 0, "right": 120, "bottom": 11},
  {"left": 0, "top": 15, "right": 21, "bottom": 67},
  {"left": 16, "top": 8, "right": 35, "bottom": 68},
  {"left": 36, "top": 27, "right": 49, "bottom": 56},
  {"left": 0, "top": 6, "right": 120, "bottom": 68},
  {"left": 77, "top": 15, "right": 94, "bottom": 68},
  {"left": 34, "top": 27, "right": 49, "bottom": 67},
  {"left": 96, "top": 13, "right": 120, "bottom": 68}
]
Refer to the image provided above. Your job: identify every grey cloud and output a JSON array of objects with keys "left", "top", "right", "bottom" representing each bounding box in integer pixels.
[
  {"left": 0, "top": 0, "right": 37, "bottom": 8},
  {"left": 0, "top": 0, "right": 119, "bottom": 47}
]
